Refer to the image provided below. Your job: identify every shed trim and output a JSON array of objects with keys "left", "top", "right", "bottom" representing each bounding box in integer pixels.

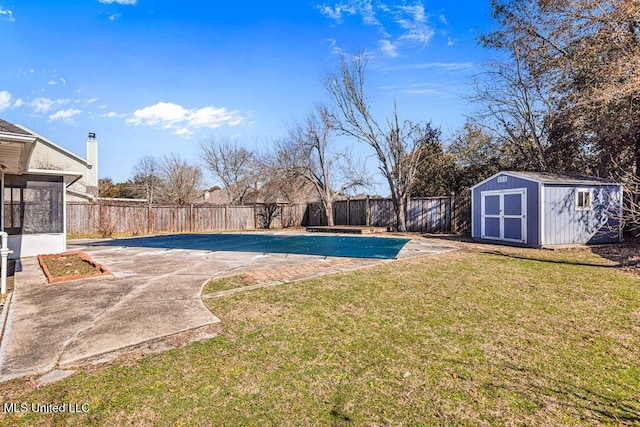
[
  {"left": 619, "top": 184, "right": 624, "bottom": 243},
  {"left": 471, "top": 171, "right": 623, "bottom": 190},
  {"left": 480, "top": 188, "right": 527, "bottom": 244},
  {"left": 470, "top": 187, "right": 474, "bottom": 237},
  {"left": 539, "top": 182, "right": 545, "bottom": 246}
]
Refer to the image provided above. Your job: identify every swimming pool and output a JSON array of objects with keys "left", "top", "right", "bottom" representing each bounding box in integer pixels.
[{"left": 97, "top": 233, "right": 410, "bottom": 260}]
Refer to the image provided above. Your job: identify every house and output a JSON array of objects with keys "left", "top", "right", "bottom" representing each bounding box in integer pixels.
[
  {"left": 471, "top": 171, "right": 623, "bottom": 247},
  {"left": 0, "top": 118, "right": 98, "bottom": 258}
]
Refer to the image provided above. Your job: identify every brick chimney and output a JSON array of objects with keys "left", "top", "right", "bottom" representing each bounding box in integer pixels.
[{"left": 86, "top": 132, "right": 98, "bottom": 195}]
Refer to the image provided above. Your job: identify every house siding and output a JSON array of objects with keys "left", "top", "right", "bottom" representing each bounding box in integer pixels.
[
  {"left": 543, "top": 185, "right": 621, "bottom": 245},
  {"left": 472, "top": 173, "right": 539, "bottom": 246},
  {"left": 29, "top": 140, "right": 95, "bottom": 200}
]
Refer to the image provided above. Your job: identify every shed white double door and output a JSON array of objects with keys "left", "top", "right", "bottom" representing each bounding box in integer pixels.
[{"left": 481, "top": 189, "right": 527, "bottom": 244}]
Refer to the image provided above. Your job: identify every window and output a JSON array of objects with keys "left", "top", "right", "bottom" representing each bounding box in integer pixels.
[
  {"left": 575, "top": 189, "right": 591, "bottom": 210},
  {"left": 3, "top": 175, "right": 64, "bottom": 235}
]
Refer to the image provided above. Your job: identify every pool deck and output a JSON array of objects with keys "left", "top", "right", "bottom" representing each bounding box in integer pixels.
[
  {"left": 0, "top": 233, "right": 458, "bottom": 383},
  {"left": 305, "top": 225, "right": 388, "bottom": 234}
]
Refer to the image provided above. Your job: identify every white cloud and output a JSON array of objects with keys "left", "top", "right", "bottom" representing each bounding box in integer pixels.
[
  {"left": 0, "top": 90, "right": 11, "bottom": 111},
  {"left": 85, "top": 98, "right": 98, "bottom": 104},
  {"left": 316, "top": 3, "right": 355, "bottom": 23},
  {"left": 127, "top": 101, "right": 245, "bottom": 137},
  {"left": 399, "top": 27, "right": 434, "bottom": 44},
  {"left": 173, "top": 128, "right": 193, "bottom": 137},
  {"left": 129, "top": 102, "right": 188, "bottom": 126},
  {"left": 101, "top": 111, "right": 124, "bottom": 118},
  {"left": 0, "top": 8, "right": 14, "bottom": 22},
  {"left": 316, "top": 1, "right": 381, "bottom": 26},
  {"left": 13, "top": 98, "right": 24, "bottom": 108},
  {"left": 359, "top": 0, "right": 380, "bottom": 26},
  {"left": 31, "top": 97, "right": 55, "bottom": 113},
  {"left": 317, "top": 1, "right": 437, "bottom": 57},
  {"left": 408, "top": 62, "right": 474, "bottom": 71},
  {"left": 378, "top": 39, "right": 398, "bottom": 57},
  {"left": 395, "top": 3, "right": 434, "bottom": 44},
  {"left": 46, "top": 76, "right": 66, "bottom": 87},
  {"left": 30, "top": 97, "right": 71, "bottom": 114},
  {"left": 98, "top": 0, "right": 137, "bottom": 4},
  {"left": 326, "top": 38, "right": 345, "bottom": 56},
  {"left": 108, "top": 13, "right": 121, "bottom": 21},
  {"left": 49, "top": 108, "right": 82, "bottom": 123},
  {"left": 398, "top": 4, "right": 425, "bottom": 23},
  {"left": 380, "top": 61, "right": 475, "bottom": 73}
]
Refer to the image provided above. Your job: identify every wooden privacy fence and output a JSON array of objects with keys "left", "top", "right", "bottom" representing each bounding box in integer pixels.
[
  {"left": 306, "top": 196, "right": 466, "bottom": 233},
  {"left": 67, "top": 196, "right": 471, "bottom": 235},
  {"left": 66, "top": 202, "right": 308, "bottom": 235}
]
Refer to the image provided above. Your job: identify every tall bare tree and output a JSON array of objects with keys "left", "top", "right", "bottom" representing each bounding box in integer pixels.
[
  {"left": 159, "top": 153, "right": 203, "bottom": 205},
  {"left": 131, "top": 155, "right": 162, "bottom": 204},
  {"left": 200, "top": 137, "right": 255, "bottom": 205},
  {"left": 471, "top": 46, "right": 555, "bottom": 171},
  {"left": 267, "top": 105, "right": 368, "bottom": 226},
  {"left": 323, "top": 53, "right": 440, "bottom": 231}
]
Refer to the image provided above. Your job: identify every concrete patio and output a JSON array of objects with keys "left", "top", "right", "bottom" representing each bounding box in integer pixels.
[{"left": 0, "top": 235, "right": 458, "bottom": 382}]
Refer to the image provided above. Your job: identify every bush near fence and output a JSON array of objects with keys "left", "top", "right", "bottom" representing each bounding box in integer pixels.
[{"left": 66, "top": 196, "right": 471, "bottom": 235}]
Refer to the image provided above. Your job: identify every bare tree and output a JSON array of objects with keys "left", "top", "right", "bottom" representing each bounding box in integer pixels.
[
  {"left": 267, "top": 105, "right": 368, "bottom": 226},
  {"left": 323, "top": 53, "right": 440, "bottom": 231},
  {"left": 200, "top": 137, "right": 255, "bottom": 205},
  {"left": 131, "top": 155, "right": 162, "bottom": 203},
  {"left": 471, "top": 46, "right": 555, "bottom": 171},
  {"left": 159, "top": 153, "right": 203, "bottom": 205}
]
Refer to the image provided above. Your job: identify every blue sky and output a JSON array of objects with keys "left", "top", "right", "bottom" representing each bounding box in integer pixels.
[{"left": 0, "top": 0, "right": 493, "bottom": 189}]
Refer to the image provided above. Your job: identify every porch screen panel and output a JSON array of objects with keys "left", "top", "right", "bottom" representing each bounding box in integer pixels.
[{"left": 3, "top": 175, "right": 64, "bottom": 234}]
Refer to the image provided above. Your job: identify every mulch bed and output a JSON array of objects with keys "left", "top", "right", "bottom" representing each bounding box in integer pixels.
[{"left": 38, "top": 251, "right": 111, "bottom": 284}]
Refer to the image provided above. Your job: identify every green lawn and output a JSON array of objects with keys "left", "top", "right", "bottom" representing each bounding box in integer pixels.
[{"left": 1, "top": 244, "right": 639, "bottom": 426}]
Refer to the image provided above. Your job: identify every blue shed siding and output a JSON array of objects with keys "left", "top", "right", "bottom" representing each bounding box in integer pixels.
[
  {"left": 472, "top": 174, "right": 539, "bottom": 246},
  {"left": 543, "top": 185, "right": 621, "bottom": 245}
]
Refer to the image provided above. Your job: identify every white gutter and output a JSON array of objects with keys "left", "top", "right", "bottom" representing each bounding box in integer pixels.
[{"left": 26, "top": 168, "right": 83, "bottom": 187}]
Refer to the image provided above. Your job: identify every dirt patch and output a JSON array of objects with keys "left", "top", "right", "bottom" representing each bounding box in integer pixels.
[
  {"left": 586, "top": 237, "right": 640, "bottom": 273},
  {"left": 38, "top": 251, "right": 111, "bottom": 284}
]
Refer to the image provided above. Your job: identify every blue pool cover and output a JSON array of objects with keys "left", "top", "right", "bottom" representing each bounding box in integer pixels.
[{"left": 97, "top": 233, "right": 410, "bottom": 259}]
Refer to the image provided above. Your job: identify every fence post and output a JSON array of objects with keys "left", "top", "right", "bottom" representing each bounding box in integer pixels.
[
  {"left": 254, "top": 204, "right": 258, "bottom": 229},
  {"left": 365, "top": 196, "right": 370, "bottom": 226},
  {"left": 451, "top": 194, "right": 457, "bottom": 234},
  {"left": 449, "top": 196, "right": 454, "bottom": 233},
  {"left": 225, "top": 205, "right": 229, "bottom": 230},
  {"left": 189, "top": 204, "right": 194, "bottom": 232},
  {"left": 346, "top": 197, "right": 350, "bottom": 226},
  {"left": 147, "top": 203, "right": 153, "bottom": 234}
]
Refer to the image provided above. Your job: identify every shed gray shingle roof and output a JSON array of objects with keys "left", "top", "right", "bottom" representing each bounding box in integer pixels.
[
  {"left": 505, "top": 171, "right": 621, "bottom": 186},
  {"left": 0, "top": 118, "right": 32, "bottom": 136}
]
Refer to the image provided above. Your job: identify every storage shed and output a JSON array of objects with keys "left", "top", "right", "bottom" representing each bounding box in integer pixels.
[{"left": 471, "top": 171, "right": 623, "bottom": 247}]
